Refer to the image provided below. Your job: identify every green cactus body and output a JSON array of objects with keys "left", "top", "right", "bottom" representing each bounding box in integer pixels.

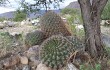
[
  {"left": 66, "top": 36, "right": 85, "bottom": 51},
  {"left": 40, "top": 10, "right": 72, "bottom": 38},
  {"left": 25, "top": 30, "right": 45, "bottom": 48},
  {"left": 40, "top": 35, "right": 74, "bottom": 69}
]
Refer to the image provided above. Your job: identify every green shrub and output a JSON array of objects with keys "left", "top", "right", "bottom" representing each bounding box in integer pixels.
[
  {"left": 0, "top": 17, "right": 6, "bottom": 22},
  {"left": 61, "top": 8, "right": 82, "bottom": 24},
  {"left": 13, "top": 10, "right": 27, "bottom": 22},
  {"left": 80, "top": 64, "right": 101, "bottom": 70},
  {"left": 101, "top": 0, "right": 110, "bottom": 20}
]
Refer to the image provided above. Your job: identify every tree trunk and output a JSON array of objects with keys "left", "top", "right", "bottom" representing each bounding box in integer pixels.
[{"left": 78, "top": 0, "right": 108, "bottom": 58}]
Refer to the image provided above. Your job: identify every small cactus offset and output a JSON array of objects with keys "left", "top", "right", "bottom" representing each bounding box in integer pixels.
[
  {"left": 25, "top": 30, "right": 45, "bottom": 48},
  {"left": 40, "top": 35, "right": 75, "bottom": 70},
  {"left": 66, "top": 36, "right": 85, "bottom": 51},
  {"left": 40, "top": 10, "right": 72, "bottom": 38}
]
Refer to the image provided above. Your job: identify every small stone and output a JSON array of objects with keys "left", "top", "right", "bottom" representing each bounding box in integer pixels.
[
  {"left": 30, "top": 56, "right": 40, "bottom": 66},
  {"left": 22, "top": 65, "right": 31, "bottom": 70},
  {"left": 3, "top": 55, "right": 20, "bottom": 68},
  {"left": 7, "top": 21, "right": 15, "bottom": 27},
  {"left": 60, "top": 63, "right": 79, "bottom": 70},
  {"left": 26, "top": 45, "right": 39, "bottom": 58},
  {"left": 36, "top": 63, "right": 52, "bottom": 70},
  {"left": 0, "top": 23, "right": 5, "bottom": 29},
  {"left": 20, "top": 56, "right": 28, "bottom": 64}
]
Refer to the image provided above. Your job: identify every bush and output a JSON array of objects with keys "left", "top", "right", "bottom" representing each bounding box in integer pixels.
[
  {"left": 61, "top": 8, "right": 82, "bottom": 24},
  {"left": 61, "top": 8, "right": 83, "bottom": 35},
  {"left": 80, "top": 63, "right": 101, "bottom": 70},
  {"left": 13, "top": 10, "right": 27, "bottom": 22},
  {"left": 101, "top": 0, "right": 110, "bottom": 20},
  {"left": 0, "top": 17, "right": 6, "bottom": 22}
]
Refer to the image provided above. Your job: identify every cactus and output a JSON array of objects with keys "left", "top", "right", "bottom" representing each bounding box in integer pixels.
[
  {"left": 0, "top": 32, "right": 13, "bottom": 58},
  {"left": 40, "top": 10, "right": 72, "bottom": 38},
  {"left": 40, "top": 35, "right": 74, "bottom": 69},
  {"left": 66, "top": 36, "right": 85, "bottom": 51},
  {"left": 25, "top": 30, "right": 45, "bottom": 47}
]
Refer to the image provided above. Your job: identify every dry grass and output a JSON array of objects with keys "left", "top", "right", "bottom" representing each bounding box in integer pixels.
[
  {"left": 0, "top": 25, "right": 37, "bottom": 58},
  {"left": 0, "top": 25, "right": 37, "bottom": 35}
]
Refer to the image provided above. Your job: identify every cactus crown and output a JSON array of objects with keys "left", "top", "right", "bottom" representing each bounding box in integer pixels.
[
  {"left": 40, "top": 10, "right": 72, "bottom": 38},
  {"left": 40, "top": 35, "right": 74, "bottom": 69}
]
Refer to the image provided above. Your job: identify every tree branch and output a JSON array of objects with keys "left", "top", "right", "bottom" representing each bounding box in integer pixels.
[
  {"left": 78, "top": 0, "right": 92, "bottom": 23},
  {"left": 98, "top": 0, "right": 108, "bottom": 13},
  {"left": 92, "top": 0, "right": 108, "bottom": 14}
]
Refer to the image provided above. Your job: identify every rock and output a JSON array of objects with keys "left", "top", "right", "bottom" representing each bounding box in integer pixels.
[
  {"left": 20, "top": 56, "right": 28, "bottom": 64},
  {"left": 0, "top": 23, "right": 5, "bottom": 29},
  {"left": 101, "top": 20, "right": 106, "bottom": 25},
  {"left": 7, "top": 21, "right": 15, "bottom": 27},
  {"left": 9, "top": 32, "right": 21, "bottom": 36},
  {"left": 3, "top": 55, "right": 20, "bottom": 68},
  {"left": 21, "top": 19, "right": 31, "bottom": 26},
  {"left": 102, "top": 34, "right": 110, "bottom": 47},
  {"left": 67, "top": 63, "right": 79, "bottom": 70},
  {"left": 60, "top": 63, "right": 79, "bottom": 70},
  {"left": 22, "top": 65, "right": 31, "bottom": 70},
  {"left": 26, "top": 45, "right": 39, "bottom": 58},
  {"left": 29, "top": 56, "right": 40, "bottom": 66},
  {"left": 36, "top": 63, "right": 52, "bottom": 70},
  {"left": 21, "top": 20, "right": 26, "bottom": 26},
  {"left": 36, "top": 63, "right": 78, "bottom": 70}
]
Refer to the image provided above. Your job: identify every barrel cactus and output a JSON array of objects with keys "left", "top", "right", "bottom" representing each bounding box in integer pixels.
[
  {"left": 66, "top": 36, "right": 85, "bottom": 51},
  {"left": 40, "top": 10, "right": 72, "bottom": 38},
  {"left": 25, "top": 30, "right": 45, "bottom": 48},
  {"left": 39, "top": 35, "right": 75, "bottom": 69}
]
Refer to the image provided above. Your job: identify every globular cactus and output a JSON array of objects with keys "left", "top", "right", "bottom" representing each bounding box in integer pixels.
[
  {"left": 66, "top": 36, "right": 85, "bottom": 51},
  {"left": 25, "top": 30, "right": 45, "bottom": 48},
  {"left": 0, "top": 32, "right": 13, "bottom": 58},
  {"left": 40, "top": 10, "right": 72, "bottom": 38},
  {"left": 39, "top": 35, "right": 75, "bottom": 70}
]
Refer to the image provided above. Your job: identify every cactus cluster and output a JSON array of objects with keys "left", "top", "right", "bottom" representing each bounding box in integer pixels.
[
  {"left": 40, "top": 35, "right": 75, "bottom": 69},
  {"left": 25, "top": 30, "right": 45, "bottom": 48},
  {"left": 66, "top": 36, "right": 85, "bottom": 51},
  {"left": 40, "top": 10, "right": 72, "bottom": 38},
  {"left": 23, "top": 10, "right": 85, "bottom": 70}
]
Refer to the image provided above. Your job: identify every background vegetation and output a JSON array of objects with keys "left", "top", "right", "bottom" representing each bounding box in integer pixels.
[
  {"left": 13, "top": 10, "right": 27, "bottom": 22},
  {"left": 101, "top": 0, "right": 110, "bottom": 20}
]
